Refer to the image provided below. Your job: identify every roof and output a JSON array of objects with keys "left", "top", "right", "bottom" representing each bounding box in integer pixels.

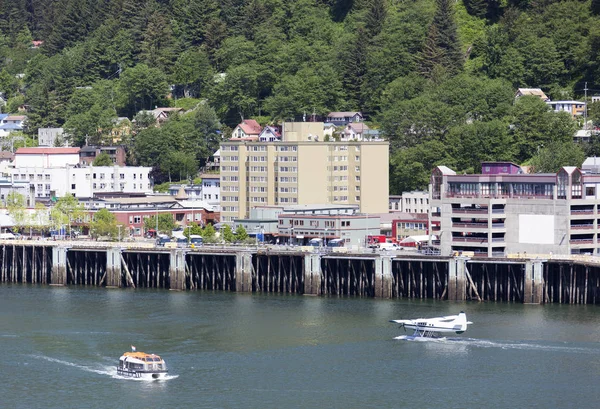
[
  {"left": 199, "top": 173, "right": 220, "bottom": 179},
  {"left": 0, "top": 123, "right": 22, "bottom": 130},
  {"left": 15, "top": 147, "right": 80, "bottom": 155},
  {"left": 327, "top": 112, "right": 363, "bottom": 117},
  {"left": 102, "top": 196, "right": 177, "bottom": 205},
  {"left": 174, "top": 186, "right": 189, "bottom": 200},
  {"left": 5, "top": 115, "right": 26, "bottom": 121},
  {"left": 0, "top": 151, "right": 14, "bottom": 160},
  {"left": 516, "top": 88, "right": 549, "bottom": 101},
  {"left": 121, "top": 351, "right": 163, "bottom": 361},
  {"left": 399, "top": 235, "right": 435, "bottom": 244},
  {"left": 435, "top": 166, "right": 456, "bottom": 175},
  {"left": 237, "top": 119, "right": 262, "bottom": 135},
  {"left": 346, "top": 122, "right": 370, "bottom": 133},
  {"left": 547, "top": 100, "right": 585, "bottom": 105}
]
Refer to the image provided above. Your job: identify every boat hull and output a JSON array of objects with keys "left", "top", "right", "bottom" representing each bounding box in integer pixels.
[{"left": 117, "top": 367, "right": 168, "bottom": 380}]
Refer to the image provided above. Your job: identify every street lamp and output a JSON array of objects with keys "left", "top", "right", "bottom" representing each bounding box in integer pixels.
[
  {"left": 291, "top": 226, "right": 294, "bottom": 245},
  {"left": 324, "top": 227, "right": 328, "bottom": 247}
]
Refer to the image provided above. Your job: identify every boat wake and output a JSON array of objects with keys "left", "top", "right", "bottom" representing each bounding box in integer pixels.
[
  {"left": 31, "top": 355, "right": 178, "bottom": 381},
  {"left": 393, "top": 336, "right": 599, "bottom": 354}
]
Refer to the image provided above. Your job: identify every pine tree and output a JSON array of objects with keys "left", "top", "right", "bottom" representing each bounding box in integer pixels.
[
  {"left": 364, "top": 0, "right": 387, "bottom": 38},
  {"left": 342, "top": 28, "right": 368, "bottom": 109},
  {"left": 419, "top": 0, "right": 463, "bottom": 78}
]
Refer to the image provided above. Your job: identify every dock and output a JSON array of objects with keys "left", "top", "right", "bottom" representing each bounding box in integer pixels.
[{"left": 1, "top": 240, "right": 599, "bottom": 304}]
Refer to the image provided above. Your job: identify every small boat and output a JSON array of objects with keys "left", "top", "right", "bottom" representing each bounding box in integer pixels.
[{"left": 117, "top": 347, "right": 168, "bottom": 380}]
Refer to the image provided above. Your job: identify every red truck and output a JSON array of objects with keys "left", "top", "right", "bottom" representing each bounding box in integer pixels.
[{"left": 367, "top": 235, "right": 387, "bottom": 247}]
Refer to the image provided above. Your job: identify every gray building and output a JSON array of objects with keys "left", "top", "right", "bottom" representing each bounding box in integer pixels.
[
  {"left": 429, "top": 161, "right": 600, "bottom": 257},
  {"left": 276, "top": 204, "right": 380, "bottom": 247},
  {"left": 38, "top": 128, "right": 65, "bottom": 147}
]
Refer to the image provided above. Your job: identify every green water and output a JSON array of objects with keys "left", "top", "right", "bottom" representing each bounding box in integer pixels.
[{"left": 1, "top": 285, "right": 599, "bottom": 408}]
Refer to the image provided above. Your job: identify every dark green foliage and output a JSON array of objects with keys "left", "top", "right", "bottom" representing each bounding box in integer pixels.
[{"left": 0, "top": 0, "right": 595, "bottom": 193}]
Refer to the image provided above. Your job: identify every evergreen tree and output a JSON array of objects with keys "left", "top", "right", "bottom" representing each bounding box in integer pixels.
[
  {"left": 419, "top": 0, "right": 463, "bottom": 78},
  {"left": 364, "top": 0, "right": 387, "bottom": 38}
]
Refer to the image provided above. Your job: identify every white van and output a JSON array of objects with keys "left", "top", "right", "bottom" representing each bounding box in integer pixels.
[{"left": 378, "top": 242, "right": 399, "bottom": 251}]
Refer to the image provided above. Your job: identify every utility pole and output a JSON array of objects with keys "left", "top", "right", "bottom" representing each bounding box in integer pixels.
[{"left": 585, "top": 81, "right": 589, "bottom": 131}]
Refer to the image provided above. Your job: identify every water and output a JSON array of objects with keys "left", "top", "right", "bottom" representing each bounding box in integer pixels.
[{"left": 1, "top": 285, "right": 600, "bottom": 408}]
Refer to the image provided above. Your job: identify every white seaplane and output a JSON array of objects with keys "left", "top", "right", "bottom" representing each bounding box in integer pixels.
[{"left": 390, "top": 311, "right": 473, "bottom": 339}]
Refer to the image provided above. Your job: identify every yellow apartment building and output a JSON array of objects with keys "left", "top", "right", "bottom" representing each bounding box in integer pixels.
[{"left": 219, "top": 122, "right": 389, "bottom": 222}]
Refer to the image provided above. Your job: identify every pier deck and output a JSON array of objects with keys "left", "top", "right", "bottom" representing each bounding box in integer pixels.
[{"left": 1, "top": 240, "right": 599, "bottom": 304}]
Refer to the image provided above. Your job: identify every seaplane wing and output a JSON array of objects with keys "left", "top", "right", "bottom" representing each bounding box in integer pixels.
[{"left": 390, "top": 311, "right": 472, "bottom": 338}]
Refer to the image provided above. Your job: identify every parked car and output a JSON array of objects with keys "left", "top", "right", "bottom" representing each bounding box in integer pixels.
[{"left": 156, "top": 234, "right": 171, "bottom": 247}]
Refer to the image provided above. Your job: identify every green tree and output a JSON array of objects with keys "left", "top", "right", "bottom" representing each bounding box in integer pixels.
[
  {"left": 6, "top": 191, "right": 27, "bottom": 229},
  {"left": 183, "top": 222, "right": 204, "bottom": 239},
  {"left": 93, "top": 152, "right": 114, "bottom": 166},
  {"left": 419, "top": 0, "right": 463, "bottom": 78},
  {"left": 221, "top": 224, "right": 235, "bottom": 243},
  {"left": 528, "top": 141, "right": 586, "bottom": 173},
  {"left": 90, "top": 208, "right": 119, "bottom": 239},
  {"left": 144, "top": 213, "right": 176, "bottom": 235},
  {"left": 201, "top": 224, "right": 217, "bottom": 241},
  {"left": 511, "top": 96, "right": 577, "bottom": 162},
  {"left": 30, "top": 202, "right": 50, "bottom": 231},
  {"left": 161, "top": 151, "right": 198, "bottom": 182},
  {"left": 50, "top": 195, "right": 85, "bottom": 234},
  {"left": 234, "top": 225, "right": 249, "bottom": 242},
  {"left": 117, "top": 64, "right": 170, "bottom": 117}
]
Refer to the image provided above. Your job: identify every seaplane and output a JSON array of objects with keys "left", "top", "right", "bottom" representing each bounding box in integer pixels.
[{"left": 390, "top": 311, "right": 473, "bottom": 339}]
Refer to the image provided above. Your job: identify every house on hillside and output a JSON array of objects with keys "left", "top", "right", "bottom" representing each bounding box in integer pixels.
[
  {"left": 231, "top": 119, "right": 262, "bottom": 140},
  {"left": 342, "top": 122, "right": 370, "bottom": 141},
  {"left": 546, "top": 100, "right": 586, "bottom": 118},
  {"left": 136, "top": 107, "right": 184, "bottom": 126},
  {"left": 258, "top": 126, "right": 281, "bottom": 142},
  {"left": 515, "top": 88, "right": 550, "bottom": 102},
  {"left": 326, "top": 111, "right": 363, "bottom": 126}
]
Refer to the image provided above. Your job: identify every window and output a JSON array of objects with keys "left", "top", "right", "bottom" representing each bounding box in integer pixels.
[{"left": 71, "top": 184, "right": 76, "bottom": 189}]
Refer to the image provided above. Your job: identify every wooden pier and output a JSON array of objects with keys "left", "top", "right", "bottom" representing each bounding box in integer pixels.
[{"left": 1, "top": 241, "right": 600, "bottom": 304}]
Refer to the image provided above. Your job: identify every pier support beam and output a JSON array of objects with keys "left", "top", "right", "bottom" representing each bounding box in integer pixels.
[
  {"left": 304, "top": 253, "right": 322, "bottom": 295},
  {"left": 169, "top": 249, "right": 186, "bottom": 291},
  {"left": 448, "top": 257, "right": 467, "bottom": 301},
  {"left": 374, "top": 256, "right": 393, "bottom": 298},
  {"left": 51, "top": 246, "right": 68, "bottom": 285},
  {"left": 524, "top": 259, "right": 545, "bottom": 304},
  {"left": 105, "top": 248, "right": 122, "bottom": 288},
  {"left": 235, "top": 252, "right": 253, "bottom": 292}
]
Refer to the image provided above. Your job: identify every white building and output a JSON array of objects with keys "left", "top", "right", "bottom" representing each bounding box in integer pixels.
[
  {"left": 10, "top": 165, "right": 152, "bottom": 199},
  {"left": 14, "top": 147, "right": 80, "bottom": 168}
]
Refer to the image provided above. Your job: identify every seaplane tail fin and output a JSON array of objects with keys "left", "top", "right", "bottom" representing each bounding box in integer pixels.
[{"left": 455, "top": 311, "right": 470, "bottom": 331}]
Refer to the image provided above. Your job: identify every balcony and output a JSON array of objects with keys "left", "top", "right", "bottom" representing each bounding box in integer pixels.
[
  {"left": 570, "top": 224, "right": 594, "bottom": 230},
  {"left": 570, "top": 238, "right": 594, "bottom": 245}
]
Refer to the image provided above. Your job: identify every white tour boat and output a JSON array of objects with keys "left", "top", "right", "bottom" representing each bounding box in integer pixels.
[{"left": 117, "top": 347, "right": 168, "bottom": 380}]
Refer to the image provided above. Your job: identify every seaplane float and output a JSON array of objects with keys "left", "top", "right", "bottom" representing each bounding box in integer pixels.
[
  {"left": 117, "top": 346, "right": 168, "bottom": 380},
  {"left": 390, "top": 311, "right": 473, "bottom": 340}
]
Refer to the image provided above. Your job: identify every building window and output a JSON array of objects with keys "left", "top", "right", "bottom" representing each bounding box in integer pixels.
[{"left": 71, "top": 184, "right": 76, "bottom": 189}]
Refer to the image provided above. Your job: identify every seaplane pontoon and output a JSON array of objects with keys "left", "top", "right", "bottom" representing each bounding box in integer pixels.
[{"left": 117, "top": 348, "right": 168, "bottom": 380}]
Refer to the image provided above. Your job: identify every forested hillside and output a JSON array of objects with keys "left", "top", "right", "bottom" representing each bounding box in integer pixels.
[{"left": 0, "top": 0, "right": 599, "bottom": 189}]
